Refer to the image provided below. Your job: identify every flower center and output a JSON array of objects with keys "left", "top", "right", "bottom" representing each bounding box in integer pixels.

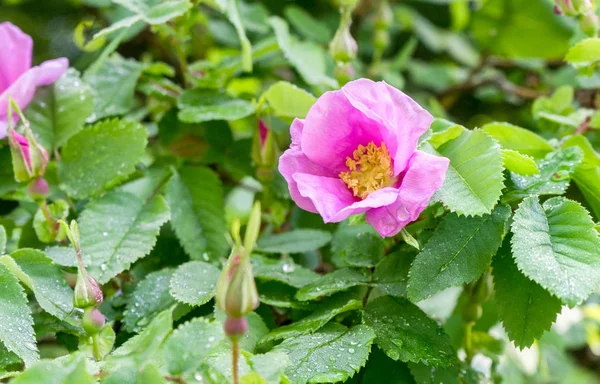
[{"left": 339, "top": 142, "right": 395, "bottom": 199}]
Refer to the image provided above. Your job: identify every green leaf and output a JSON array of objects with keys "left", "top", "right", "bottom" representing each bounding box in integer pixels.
[
  {"left": 177, "top": 89, "right": 255, "bottom": 123},
  {"left": 257, "top": 229, "right": 332, "bottom": 254},
  {"left": 79, "top": 191, "right": 170, "bottom": 284},
  {"left": 269, "top": 16, "right": 337, "bottom": 89},
  {"left": 165, "top": 166, "right": 228, "bottom": 261},
  {"left": 505, "top": 147, "right": 583, "bottom": 201},
  {"left": 339, "top": 231, "right": 385, "bottom": 268},
  {"left": 0, "top": 225, "right": 5, "bottom": 255},
  {"left": 360, "top": 347, "right": 416, "bottom": 384},
  {"left": 3, "top": 249, "right": 73, "bottom": 322},
  {"left": 284, "top": 5, "right": 331, "bottom": 44},
  {"left": 247, "top": 351, "right": 291, "bottom": 384},
  {"left": 427, "top": 119, "right": 466, "bottom": 149},
  {"left": 25, "top": 68, "right": 93, "bottom": 150},
  {"left": 511, "top": 196, "right": 600, "bottom": 306},
  {"left": 564, "top": 135, "right": 600, "bottom": 220},
  {"left": 408, "top": 204, "right": 510, "bottom": 302},
  {"left": 363, "top": 296, "right": 456, "bottom": 367},
  {"left": 471, "top": 0, "right": 572, "bottom": 59},
  {"left": 482, "top": 122, "right": 553, "bottom": 159},
  {"left": 44, "top": 246, "right": 76, "bottom": 267},
  {"left": 257, "top": 281, "right": 309, "bottom": 309},
  {"left": 59, "top": 119, "right": 147, "bottom": 199},
  {"left": 84, "top": 55, "right": 143, "bottom": 120},
  {"left": 372, "top": 251, "right": 415, "bottom": 298},
  {"left": 251, "top": 254, "right": 319, "bottom": 288},
  {"left": 211, "top": 0, "right": 252, "bottom": 72},
  {"left": 262, "top": 81, "right": 316, "bottom": 119},
  {"left": 502, "top": 150, "right": 539, "bottom": 176},
  {"left": 296, "top": 268, "right": 370, "bottom": 301},
  {"left": 163, "top": 317, "right": 224, "bottom": 375},
  {"left": 272, "top": 323, "right": 375, "bottom": 384},
  {"left": 0, "top": 263, "right": 38, "bottom": 367},
  {"left": 169, "top": 260, "right": 220, "bottom": 306},
  {"left": 263, "top": 290, "right": 362, "bottom": 342},
  {"left": 428, "top": 130, "right": 504, "bottom": 216},
  {"left": 33, "top": 199, "right": 68, "bottom": 243},
  {"left": 215, "top": 311, "right": 269, "bottom": 353},
  {"left": 492, "top": 241, "right": 562, "bottom": 348},
  {"left": 123, "top": 269, "right": 177, "bottom": 333},
  {"left": 565, "top": 38, "right": 600, "bottom": 74},
  {"left": 11, "top": 355, "right": 94, "bottom": 384}
]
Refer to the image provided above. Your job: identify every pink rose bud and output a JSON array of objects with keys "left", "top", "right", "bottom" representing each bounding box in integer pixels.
[
  {"left": 27, "top": 177, "right": 49, "bottom": 200},
  {"left": 555, "top": 0, "right": 577, "bottom": 15},
  {"left": 73, "top": 269, "right": 103, "bottom": 309},
  {"left": 0, "top": 22, "right": 68, "bottom": 138},
  {"left": 252, "top": 120, "right": 278, "bottom": 180},
  {"left": 224, "top": 316, "right": 248, "bottom": 340},
  {"left": 329, "top": 25, "right": 358, "bottom": 63},
  {"left": 8, "top": 128, "right": 49, "bottom": 183},
  {"left": 82, "top": 307, "right": 105, "bottom": 335},
  {"left": 573, "top": 0, "right": 593, "bottom": 13},
  {"left": 278, "top": 79, "right": 450, "bottom": 237},
  {"left": 215, "top": 254, "right": 259, "bottom": 319},
  {"left": 580, "top": 11, "right": 600, "bottom": 36}
]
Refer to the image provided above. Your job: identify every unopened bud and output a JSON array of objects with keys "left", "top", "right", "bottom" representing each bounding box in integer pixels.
[
  {"left": 580, "top": 11, "right": 600, "bottom": 36},
  {"left": 334, "top": 62, "right": 355, "bottom": 85},
  {"left": 334, "top": 0, "right": 359, "bottom": 9},
  {"left": 375, "top": 0, "right": 393, "bottom": 30},
  {"left": 555, "top": 0, "right": 592, "bottom": 16},
  {"left": 82, "top": 307, "right": 105, "bottom": 335},
  {"left": 574, "top": 0, "right": 593, "bottom": 13},
  {"left": 224, "top": 316, "right": 248, "bottom": 340},
  {"left": 73, "top": 269, "right": 103, "bottom": 308},
  {"left": 329, "top": 25, "right": 358, "bottom": 63},
  {"left": 8, "top": 128, "right": 49, "bottom": 183},
  {"left": 215, "top": 254, "right": 259, "bottom": 318},
  {"left": 27, "top": 178, "right": 49, "bottom": 201},
  {"left": 252, "top": 120, "right": 278, "bottom": 179}
]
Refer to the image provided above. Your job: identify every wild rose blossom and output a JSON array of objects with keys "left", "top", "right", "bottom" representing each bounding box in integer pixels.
[
  {"left": 278, "top": 79, "right": 449, "bottom": 237},
  {"left": 0, "top": 22, "right": 68, "bottom": 138}
]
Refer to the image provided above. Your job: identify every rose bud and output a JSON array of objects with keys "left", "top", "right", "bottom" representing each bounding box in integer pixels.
[
  {"left": 73, "top": 269, "right": 103, "bottom": 309},
  {"left": 82, "top": 307, "right": 105, "bottom": 335},
  {"left": 8, "top": 128, "right": 49, "bottom": 183},
  {"left": 215, "top": 254, "right": 259, "bottom": 319}
]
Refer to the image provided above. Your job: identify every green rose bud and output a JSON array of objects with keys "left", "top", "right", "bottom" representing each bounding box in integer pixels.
[
  {"left": 215, "top": 254, "right": 259, "bottom": 319},
  {"left": 329, "top": 24, "right": 358, "bottom": 63},
  {"left": 73, "top": 269, "right": 103, "bottom": 309},
  {"left": 252, "top": 120, "right": 279, "bottom": 181},
  {"left": 82, "top": 307, "right": 105, "bottom": 335},
  {"left": 580, "top": 11, "right": 600, "bottom": 36}
]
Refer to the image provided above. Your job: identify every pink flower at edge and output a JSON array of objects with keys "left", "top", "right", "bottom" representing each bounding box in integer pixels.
[
  {"left": 0, "top": 22, "right": 69, "bottom": 138},
  {"left": 278, "top": 79, "right": 450, "bottom": 237}
]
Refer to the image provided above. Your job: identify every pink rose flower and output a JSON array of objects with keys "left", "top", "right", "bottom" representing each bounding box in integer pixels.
[
  {"left": 278, "top": 79, "right": 450, "bottom": 237},
  {"left": 0, "top": 22, "right": 69, "bottom": 138}
]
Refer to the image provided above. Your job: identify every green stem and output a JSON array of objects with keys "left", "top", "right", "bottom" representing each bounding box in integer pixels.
[
  {"left": 464, "top": 321, "right": 474, "bottom": 364},
  {"left": 232, "top": 340, "right": 240, "bottom": 384},
  {"left": 38, "top": 200, "right": 57, "bottom": 237},
  {"left": 91, "top": 333, "right": 103, "bottom": 361}
]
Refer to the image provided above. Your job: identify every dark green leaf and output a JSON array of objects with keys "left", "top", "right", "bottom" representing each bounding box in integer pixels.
[
  {"left": 296, "top": 268, "right": 370, "bottom": 301},
  {"left": 257, "top": 229, "right": 332, "bottom": 254}
]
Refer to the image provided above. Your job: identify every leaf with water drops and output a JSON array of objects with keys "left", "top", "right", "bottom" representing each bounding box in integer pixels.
[
  {"left": 59, "top": 119, "right": 147, "bottom": 199},
  {"left": 169, "top": 261, "right": 220, "bottom": 306},
  {"left": 360, "top": 347, "right": 416, "bottom": 384},
  {"left": 511, "top": 196, "right": 600, "bottom": 306},
  {"left": 372, "top": 251, "right": 415, "bottom": 298},
  {"left": 407, "top": 204, "right": 510, "bottom": 302},
  {"left": 492, "top": 240, "right": 562, "bottom": 348},
  {"left": 177, "top": 89, "right": 255, "bottom": 123},
  {"left": 504, "top": 147, "right": 583, "bottom": 201},
  {"left": 79, "top": 191, "right": 170, "bottom": 284},
  {"left": 338, "top": 231, "right": 385, "bottom": 268},
  {"left": 363, "top": 296, "right": 456, "bottom": 367},
  {"left": 11, "top": 354, "right": 94, "bottom": 384},
  {"left": 3, "top": 249, "right": 74, "bottom": 322},
  {"left": 246, "top": 351, "right": 291, "bottom": 384},
  {"left": 296, "top": 268, "right": 371, "bottom": 301},
  {"left": 272, "top": 323, "right": 375, "bottom": 384},
  {"left": 263, "top": 290, "right": 363, "bottom": 342},
  {"left": 252, "top": 254, "right": 319, "bottom": 288},
  {"left": 165, "top": 166, "right": 228, "bottom": 262},
  {"left": 215, "top": 311, "right": 269, "bottom": 353},
  {"left": 25, "top": 68, "right": 93, "bottom": 150},
  {"left": 0, "top": 263, "right": 38, "bottom": 367},
  {"left": 123, "top": 269, "right": 177, "bottom": 333},
  {"left": 256, "top": 281, "right": 309, "bottom": 309},
  {"left": 502, "top": 149, "right": 539, "bottom": 176},
  {"left": 426, "top": 130, "right": 504, "bottom": 216},
  {"left": 162, "top": 318, "right": 224, "bottom": 375},
  {"left": 257, "top": 229, "right": 332, "bottom": 254}
]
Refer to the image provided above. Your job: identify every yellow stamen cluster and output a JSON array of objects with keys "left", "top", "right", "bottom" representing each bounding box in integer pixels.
[{"left": 340, "top": 142, "right": 395, "bottom": 199}]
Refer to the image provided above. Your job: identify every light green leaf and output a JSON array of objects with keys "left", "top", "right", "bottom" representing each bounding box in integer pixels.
[
  {"left": 79, "top": 191, "right": 170, "bottom": 283},
  {"left": 427, "top": 119, "right": 466, "bottom": 149},
  {"left": 429, "top": 130, "right": 504, "bottom": 216},
  {"left": 263, "top": 290, "right": 362, "bottom": 342},
  {"left": 296, "top": 268, "right": 370, "bottom": 301},
  {"left": 165, "top": 167, "right": 228, "bottom": 261},
  {"left": 0, "top": 226, "right": 5, "bottom": 255},
  {"left": 0, "top": 263, "right": 38, "bottom": 367},
  {"left": 408, "top": 205, "right": 510, "bottom": 302},
  {"left": 482, "top": 122, "right": 553, "bottom": 159},
  {"left": 251, "top": 254, "right": 319, "bottom": 288},
  {"left": 210, "top": 0, "right": 252, "bottom": 72},
  {"left": 257, "top": 229, "right": 332, "bottom": 254},
  {"left": 269, "top": 16, "right": 337, "bottom": 89},
  {"left": 33, "top": 200, "right": 68, "bottom": 244},
  {"left": 25, "top": 69, "right": 93, "bottom": 150},
  {"left": 284, "top": 5, "right": 331, "bottom": 44},
  {"left": 59, "top": 119, "right": 147, "bottom": 199},
  {"left": 372, "top": 251, "right": 414, "bottom": 298},
  {"left": 163, "top": 317, "right": 224, "bottom": 375},
  {"left": 492, "top": 241, "right": 562, "bottom": 349},
  {"left": 272, "top": 323, "right": 375, "bottom": 384},
  {"left": 565, "top": 38, "right": 600, "bottom": 74},
  {"left": 502, "top": 149, "right": 539, "bottom": 176},
  {"left": 84, "top": 55, "right": 143, "bottom": 120},
  {"left": 44, "top": 246, "right": 76, "bottom": 267},
  {"left": 177, "top": 89, "right": 255, "bottom": 123},
  {"left": 511, "top": 196, "right": 600, "bottom": 306},
  {"left": 123, "top": 269, "right": 177, "bottom": 333},
  {"left": 0, "top": 147, "right": 18, "bottom": 196},
  {"left": 3, "top": 249, "right": 73, "bottom": 322},
  {"left": 247, "top": 351, "right": 291, "bottom": 384},
  {"left": 564, "top": 135, "right": 600, "bottom": 220},
  {"left": 169, "top": 261, "right": 220, "bottom": 306},
  {"left": 363, "top": 296, "right": 456, "bottom": 367},
  {"left": 262, "top": 81, "right": 316, "bottom": 119},
  {"left": 11, "top": 355, "right": 94, "bottom": 384}
]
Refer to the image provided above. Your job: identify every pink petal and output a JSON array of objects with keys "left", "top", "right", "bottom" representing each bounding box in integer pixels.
[
  {"left": 342, "top": 79, "right": 434, "bottom": 176},
  {"left": 0, "top": 22, "right": 33, "bottom": 93},
  {"left": 300, "top": 90, "right": 384, "bottom": 173},
  {"left": 294, "top": 172, "right": 399, "bottom": 223},
  {"left": 366, "top": 150, "right": 449, "bottom": 237}
]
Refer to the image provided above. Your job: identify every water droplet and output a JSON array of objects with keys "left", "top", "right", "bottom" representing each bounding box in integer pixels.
[
  {"left": 193, "top": 373, "right": 204, "bottom": 382},
  {"left": 348, "top": 348, "right": 355, "bottom": 353},
  {"left": 102, "top": 232, "right": 108, "bottom": 236},
  {"left": 282, "top": 263, "right": 295, "bottom": 273},
  {"left": 100, "top": 263, "right": 107, "bottom": 271}
]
